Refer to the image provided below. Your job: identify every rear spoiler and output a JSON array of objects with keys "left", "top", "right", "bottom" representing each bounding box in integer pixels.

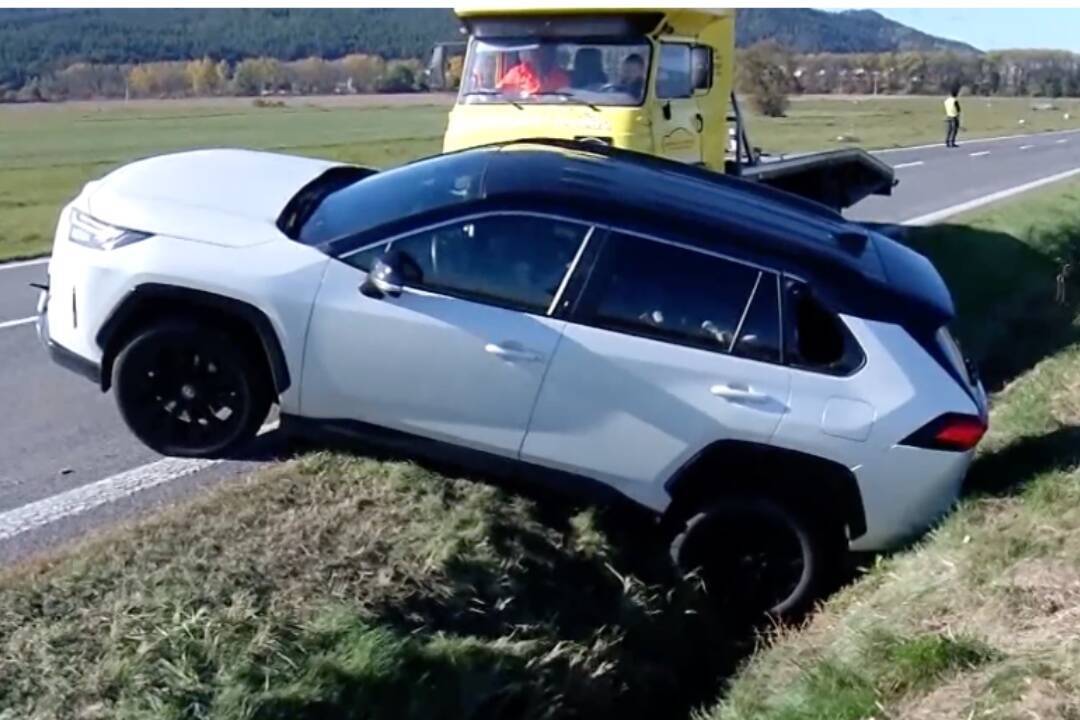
[{"left": 732, "top": 148, "right": 897, "bottom": 212}]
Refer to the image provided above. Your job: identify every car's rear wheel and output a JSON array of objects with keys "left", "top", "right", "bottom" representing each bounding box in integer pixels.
[
  {"left": 112, "top": 321, "right": 270, "bottom": 458},
  {"left": 670, "top": 496, "right": 842, "bottom": 620}
]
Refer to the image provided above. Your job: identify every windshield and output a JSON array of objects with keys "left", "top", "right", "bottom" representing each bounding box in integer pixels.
[
  {"left": 460, "top": 38, "right": 650, "bottom": 107},
  {"left": 295, "top": 151, "right": 491, "bottom": 246}
]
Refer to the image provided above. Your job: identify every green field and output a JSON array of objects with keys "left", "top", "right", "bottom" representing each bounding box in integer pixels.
[
  {"left": 2, "top": 94, "right": 1079, "bottom": 261},
  {"left": 2, "top": 178, "right": 1080, "bottom": 718}
]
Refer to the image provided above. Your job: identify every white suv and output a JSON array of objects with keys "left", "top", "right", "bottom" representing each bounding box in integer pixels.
[{"left": 39, "top": 141, "right": 988, "bottom": 616}]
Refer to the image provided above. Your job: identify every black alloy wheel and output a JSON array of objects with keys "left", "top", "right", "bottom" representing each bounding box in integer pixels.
[
  {"left": 113, "top": 322, "right": 269, "bottom": 458},
  {"left": 672, "top": 497, "right": 834, "bottom": 620}
]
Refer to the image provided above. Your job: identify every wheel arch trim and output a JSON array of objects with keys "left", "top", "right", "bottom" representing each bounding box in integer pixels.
[
  {"left": 95, "top": 283, "right": 291, "bottom": 394},
  {"left": 663, "top": 439, "right": 867, "bottom": 540}
]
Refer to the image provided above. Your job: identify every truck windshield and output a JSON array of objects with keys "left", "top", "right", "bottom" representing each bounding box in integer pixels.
[{"left": 460, "top": 38, "right": 650, "bottom": 107}]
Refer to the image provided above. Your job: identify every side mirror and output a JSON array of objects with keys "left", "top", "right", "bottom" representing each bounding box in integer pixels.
[
  {"left": 360, "top": 251, "right": 416, "bottom": 299},
  {"left": 426, "top": 45, "right": 448, "bottom": 91},
  {"left": 691, "top": 46, "right": 713, "bottom": 92}
]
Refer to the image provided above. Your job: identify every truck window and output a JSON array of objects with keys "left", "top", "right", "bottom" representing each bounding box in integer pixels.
[
  {"left": 657, "top": 44, "right": 693, "bottom": 99},
  {"left": 460, "top": 38, "right": 651, "bottom": 107}
]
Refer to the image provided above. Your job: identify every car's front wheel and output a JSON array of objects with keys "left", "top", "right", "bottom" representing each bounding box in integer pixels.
[
  {"left": 112, "top": 321, "right": 271, "bottom": 458},
  {"left": 670, "top": 496, "right": 843, "bottom": 620}
]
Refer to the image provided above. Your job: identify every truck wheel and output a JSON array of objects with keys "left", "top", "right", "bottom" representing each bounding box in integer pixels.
[
  {"left": 670, "top": 496, "right": 843, "bottom": 620},
  {"left": 112, "top": 321, "right": 271, "bottom": 458}
]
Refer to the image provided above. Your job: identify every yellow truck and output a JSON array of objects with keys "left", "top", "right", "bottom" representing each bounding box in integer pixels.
[{"left": 426, "top": 6, "right": 895, "bottom": 210}]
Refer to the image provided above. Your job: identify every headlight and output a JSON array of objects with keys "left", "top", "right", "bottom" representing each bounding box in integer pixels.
[{"left": 68, "top": 209, "right": 151, "bottom": 250}]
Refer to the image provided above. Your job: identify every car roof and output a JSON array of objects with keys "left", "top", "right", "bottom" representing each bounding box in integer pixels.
[
  {"left": 356, "top": 140, "right": 954, "bottom": 328},
  {"left": 475, "top": 140, "right": 886, "bottom": 276}
]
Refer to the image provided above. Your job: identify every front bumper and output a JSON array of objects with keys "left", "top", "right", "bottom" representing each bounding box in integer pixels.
[{"left": 37, "top": 289, "right": 101, "bottom": 386}]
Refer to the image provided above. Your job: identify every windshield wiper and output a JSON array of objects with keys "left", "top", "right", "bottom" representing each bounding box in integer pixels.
[
  {"left": 530, "top": 92, "right": 600, "bottom": 112},
  {"left": 463, "top": 90, "right": 523, "bottom": 110}
]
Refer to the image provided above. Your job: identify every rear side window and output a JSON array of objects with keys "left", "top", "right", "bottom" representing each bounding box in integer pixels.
[
  {"left": 785, "top": 281, "right": 864, "bottom": 375},
  {"left": 576, "top": 232, "right": 780, "bottom": 359},
  {"left": 734, "top": 273, "right": 782, "bottom": 363},
  {"left": 297, "top": 150, "right": 490, "bottom": 246}
]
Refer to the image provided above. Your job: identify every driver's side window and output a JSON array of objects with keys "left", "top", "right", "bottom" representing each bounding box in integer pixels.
[{"left": 346, "top": 214, "right": 590, "bottom": 314}]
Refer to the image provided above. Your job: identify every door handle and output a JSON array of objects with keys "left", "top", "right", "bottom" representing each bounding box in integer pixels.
[
  {"left": 484, "top": 343, "right": 544, "bottom": 363},
  {"left": 694, "top": 113, "right": 704, "bottom": 133},
  {"left": 710, "top": 383, "right": 768, "bottom": 403}
]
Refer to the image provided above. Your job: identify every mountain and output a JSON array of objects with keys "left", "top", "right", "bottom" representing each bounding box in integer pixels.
[
  {"left": 736, "top": 9, "right": 979, "bottom": 55},
  {"left": 0, "top": 8, "right": 978, "bottom": 90}
]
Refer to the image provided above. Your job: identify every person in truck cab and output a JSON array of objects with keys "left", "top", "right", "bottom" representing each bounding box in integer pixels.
[
  {"left": 617, "top": 53, "right": 646, "bottom": 98},
  {"left": 496, "top": 45, "right": 570, "bottom": 95}
]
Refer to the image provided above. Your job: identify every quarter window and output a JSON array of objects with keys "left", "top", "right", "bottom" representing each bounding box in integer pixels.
[
  {"left": 785, "top": 282, "right": 864, "bottom": 375},
  {"left": 578, "top": 232, "right": 776, "bottom": 357},
  {"left": 347, "top": 214, "right": 590, "bottom": 314},
  {"left": 657, "top": 44, "right": 693, "bottom": 99}
]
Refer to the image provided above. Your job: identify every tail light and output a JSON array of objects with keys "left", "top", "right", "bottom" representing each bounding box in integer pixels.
[{"left": 900, "top": 413, "right": 987, "bottom": 452}]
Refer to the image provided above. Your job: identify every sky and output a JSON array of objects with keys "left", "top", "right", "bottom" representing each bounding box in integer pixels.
[{"left": 868, "top": 9, "right": 1080, "bottom": 53}]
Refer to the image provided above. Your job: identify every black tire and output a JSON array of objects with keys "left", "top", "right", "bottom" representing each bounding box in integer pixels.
[
  {"left": 670, "top": 496, "right": 843, "bottom": 620},
  {"left": 112, "top": 320, "right": 272, "bottom": 458}
]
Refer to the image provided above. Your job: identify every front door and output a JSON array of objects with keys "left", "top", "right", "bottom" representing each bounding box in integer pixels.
[
  {"left": 300, "top": 212, "right": 591, "bottom": 458},
  {"left": 651, "top": 42, "right": 704, "bottom": 165}
]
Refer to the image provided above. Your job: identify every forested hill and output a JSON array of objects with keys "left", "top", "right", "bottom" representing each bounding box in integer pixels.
[
  {"left": 738, "top": 9, "right": 978, "bottom": 54},
  {"left": 0, "top": 8, "right": 978, "bottom": 90}
]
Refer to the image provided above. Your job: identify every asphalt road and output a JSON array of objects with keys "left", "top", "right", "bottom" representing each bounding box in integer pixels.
[{"left": 1, "top": 126, "right": 1078, "bottom": 562}]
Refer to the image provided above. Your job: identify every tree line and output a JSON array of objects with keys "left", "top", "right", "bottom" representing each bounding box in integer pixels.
[
  {"left": 5, "top": 54, "right": 448, "bottom": 102},
  {"left": 4, "top": 44, "right": 1080, "bottom": 105},
  {"left": 0, "top": 8, "right": 459, "bottom": 91},
  {"left": 739, "top": 44, "right": 1080, "bottom": 116}
]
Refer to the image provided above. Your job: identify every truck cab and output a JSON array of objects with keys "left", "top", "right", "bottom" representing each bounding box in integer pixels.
[{"left": 440, "top": 6, "right": 895, "bottom": 211}]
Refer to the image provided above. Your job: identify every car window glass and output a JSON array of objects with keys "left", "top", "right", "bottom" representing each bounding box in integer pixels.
[
  {"left": 657, "top": 44, "right": 692, "bottom": 99},
  {"left": 297, "top": 151, "right": 490, "bottom": 246},
  {"left": 733, "top": 273, "right": 781, "bottom": 363},
  {"left": 347, "top": 214, "right": 589, "bottom": 314},
  {"left": 786, "top": 283, "right": 863, "bottom": 374},
  {"left": 580, "top": 232, "right": 760, "bottom": 353}
]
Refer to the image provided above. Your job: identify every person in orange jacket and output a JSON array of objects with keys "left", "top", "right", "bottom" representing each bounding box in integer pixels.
[{"left": 497, "top": 45, "right": 570, "bottom": 95}]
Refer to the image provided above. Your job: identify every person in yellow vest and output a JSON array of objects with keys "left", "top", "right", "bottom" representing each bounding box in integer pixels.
[{"left": 944, "top": 86, "right": 961, "bottom": 148}]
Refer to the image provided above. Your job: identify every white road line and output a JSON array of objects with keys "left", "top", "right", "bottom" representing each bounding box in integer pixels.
[
  {"left": 905, "top": 167, "right": 1080, "bottom": 226},
  {"left": 0, "top": 257, "right": 49, "bottom": 271},
  {"left": 1057, "top": 139, "right": 1069, "bottom": 144},
  {"left": 0, "top": 316, "right": 35, "bottom": 330},
  {"left": 969, "top": 151, "right": 991, "bottom": 157},
  {"left": 0, "top": 457, "right": 222, "bottom": 541},
  {"left": 872, "top": 127, "right": 1080, "bottom": 154},
  {"left": 893, "top": 161, "right": 925, "bottom": 169},
  {"left": 1020, "top": 145, "right": 1035, "bottom": 151},
  {"left": 0, "top": 420, "right": 278, "bottom": 542}
]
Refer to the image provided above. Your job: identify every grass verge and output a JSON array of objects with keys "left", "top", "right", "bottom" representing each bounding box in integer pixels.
[{"left": 705, "top": 180, "right": 1080, "bottom": 720}]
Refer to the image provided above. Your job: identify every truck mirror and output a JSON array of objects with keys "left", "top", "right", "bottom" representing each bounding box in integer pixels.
[
  {"left": 691, "top": 46, "right": 712, "bottom": 91},
  {"left": 427, "top": 46, "right": 448, "bottom": 91}
]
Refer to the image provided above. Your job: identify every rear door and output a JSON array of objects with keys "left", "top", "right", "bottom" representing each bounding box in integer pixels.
[
  {"left": 520, "top": 231, "right": 791, "bottom": 508},
  {"left": 652, "top": 43, "right": 704, "bottom": 165},
  {"left": 301, "top": 212, "right": 592, "bottom": 458}
]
